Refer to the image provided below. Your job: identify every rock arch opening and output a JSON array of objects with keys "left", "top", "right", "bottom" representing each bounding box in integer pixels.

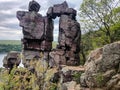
[{"left": 53, "top": 17, "right": 59, "bottom": 48}]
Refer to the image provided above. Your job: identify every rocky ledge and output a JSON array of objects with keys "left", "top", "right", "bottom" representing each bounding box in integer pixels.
[
  {"left": 80, "top": 41, "right": 120, "bottom": 90},
  {"left": 52, "top": 41, "right": 120, "bottom": 90}
]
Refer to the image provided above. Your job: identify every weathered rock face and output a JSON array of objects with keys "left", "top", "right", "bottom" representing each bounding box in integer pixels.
[
  {"left": 47, "top": 1, "right": 76, "bottom": 19},
  {"left": 106, "top": 74, "right": 120, "bottom": 90},
  {"left": 17, "top": 0, "right": 81, "bottom": 67},
  {"left": 48, "top": 2, "right": 81, "bottom": 66},
  {"left": 47, "top": 65, "right": 84, "bottom": 90},
  {"left": 22, "top": 50, "right": 41, "bottom": 67},
  {"left": 80, "top": 42, "right": 120, "bottom": 89},
  {"left": 17, "top": 0, "right": 54, "bottom": 66},
  {"left": 59, "top": 15, "right": 80, "bottom": 49},
  {"left": 49, "top": 49, "right": 80, "bottom": 66},
  {"left": 61, "top": 66, "right": 84, "bottom": 83},
  {"left": 3, "top": 51, "right": 21, "bottom": 69},
  {"left": 17, "top": 11, "right": 44, "bottom": 39},
  {"left": 29, "top": 0, "right": 40, "bottom": 12},
  {"left": 17, "top": 11, "right": 53, "bottom": 51},
  {"left": 62, "top": 81, "right": 81, "bottom": 90}
]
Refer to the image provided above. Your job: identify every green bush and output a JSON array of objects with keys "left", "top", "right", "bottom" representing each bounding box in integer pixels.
[
  {"left": 0, "top": 59, "right": 59, "bottom": 90},
  {"left": 95, "top": 73, "right": 104, "bottom": 87}
]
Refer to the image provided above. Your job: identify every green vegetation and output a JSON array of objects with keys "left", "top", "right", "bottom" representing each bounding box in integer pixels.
[
  {"left": 0, "top": 60, "right": 58, "bottom": 90},
  {"left": 0, "top": 40, "right": 21, "bottom": 53},
  {"left": 0, "top": 66, "right": 36, "bottom": 90},
  {"left": 73, "top": 72, "right": 83, "bottom": 83},
  {"left": 95, "top": 73, "right": 104, "bottom": 87},
  {"left": 79, "top": 0, "right": 120, "bottom": 64},
  {"left": 0, "top": 40, "right": 21, "bottom": 45},
  {"left": 0, "top": 40, "right": 58, "bottom": 53},
  {"left": 80, "top": 0, "right": 120, "bottom": 43},
  {"left": 52, "top": 41, "right": 58, "bottom": 48}
]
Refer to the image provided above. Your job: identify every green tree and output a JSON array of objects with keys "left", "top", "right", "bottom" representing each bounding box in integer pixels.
[
  {"left": 79, "top": 0, "right": 120, "bottom": 64},
  {"left": 79, "top": 0, "right": 120, "bottom": 43}
]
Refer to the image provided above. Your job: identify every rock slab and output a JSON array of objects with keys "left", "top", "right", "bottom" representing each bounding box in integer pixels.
[{"left": 80, "top": 41, "right": 120, "bottom": 89}]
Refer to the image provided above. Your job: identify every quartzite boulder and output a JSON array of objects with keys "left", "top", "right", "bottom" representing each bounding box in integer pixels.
[
  {"left": 59, "top": 15, "right": 80, "bottom": 51},
  {"left": 80, "top": 41, "right": 120, "bottom": 89},
  {"left": 29, "top": 0, "right": 40, "bottom": 12},
  {"left": 106, "top": 74, "right": 120, "bottom": 89},
  {"left": 3, "top": 51, "right": 21, "bottom": 69},
  {"left": 17, "top": 11, "right": 44, "bottom": 39},
  {"left": 47, "top": 1, "right": 76, "bottom": 19},
  {"left": 50, "top": 14, "right": 81, "bottom": 66},
  {"left": 17, "top": 0, "right": 81, "bottom": 68},
  {"left": 17, "top": 1, "right": 53, "bottom": 51},
  {"left": 52, "top": 1, "right": 68, "bottom": 16},
  {"left": 44, "top": 16, "right": 53, "bottom": 41},
  {"left": 47, "top": 1, "right": 81, "bottom": 66},
  {"left": 49, "top": 49, "right": 80, "bottom": 66},
  {"left": 22, "top": 50, "right": 41, "bottom": 67},
  {"left": 47, "top": 1, "right": 68, "bottom": 18},
  {"left": 49, "top": 49, "right": 66, "bottom": 67},
  {"left": 62, "top": 81, "right": 81, "bottom": 90}
]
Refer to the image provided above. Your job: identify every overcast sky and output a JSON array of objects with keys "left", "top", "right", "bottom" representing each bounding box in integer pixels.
[{"left": 0, "top": 0, "right": 82, "bottom": 41}]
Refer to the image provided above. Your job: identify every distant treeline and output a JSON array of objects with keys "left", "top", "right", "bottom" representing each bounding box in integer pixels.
[
  {"left": 0, "top": 40, "right": 58, "bottom": 53},
  {"left": 0, "top": 40, "right": 22, "bottom": 53}
]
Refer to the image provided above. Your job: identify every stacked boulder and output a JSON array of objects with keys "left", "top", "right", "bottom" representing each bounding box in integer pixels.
[
  {"left": 17, "top": 1, "right": 81, "bottom": 67},
  {"left": 3, "top": 51, "right": 21, "bottom": 72},
  {"left": 48, "top": 1, "right": 81, "bottom": 66},
  {"left": 80, "top": 42, "right": 120, "bottom": 89},
  {"left": 17, "top": 0, "right": 53, "bottom": 67}
]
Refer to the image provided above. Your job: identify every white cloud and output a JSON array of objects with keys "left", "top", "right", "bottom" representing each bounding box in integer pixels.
[
  {"left": 0, "top": 26, "right": 22, "bottom": 40},
  {"left": 0, "top": 18, "right": 18, "bottom": 25},
  {"left": 0, "top": 10, "right": 13, "bottom": 15},
  {"left": 0, "top": 34, "right": 22, "bottom": 40},
  {"left": 53, "top": 24, "right": 59, "bottom": 41},
  {"left": 0, "top": 0, "right": 83, "bottom": 40},
  {"left": 0, "top": 0, "right": 18, "bottom": 2},
  {"left": 54, "top": 24, "right": 59, "bottom": 31}
]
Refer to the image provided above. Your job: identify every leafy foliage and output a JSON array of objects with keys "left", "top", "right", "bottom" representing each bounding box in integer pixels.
[
  {"left": 95, "top": 73, "right": 104, "bottom": 87},
  {"left": 0, "top": 59, "right": 58, "bottom": 90},
  {"left": 52, "top": 41, "right": 58, "bottom": 48},
  {"left": 79, "top": 0, "right": 120, "bottom": 64},
  {"left": 80, "top": 0, "right": 120, "bottom": 38}
]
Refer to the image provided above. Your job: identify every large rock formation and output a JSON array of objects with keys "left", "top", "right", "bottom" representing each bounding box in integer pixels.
[
  {"left": 4, "top": 1, "right": 120, "bottom": 90},
  {"left": 80, "top": 42, "right": 120, "bottom": 90},
  {"left": 17, "top": 0, "right": 81, "bottom": 67},
  {"left": 17, "top": 9, "right": 53, "bottom": 51},
  {"left": 48, "top": 1, "right": 81, "bottom": 66},
  {"left": 17, "top": 0, "right": 54, "bottom": 67}
]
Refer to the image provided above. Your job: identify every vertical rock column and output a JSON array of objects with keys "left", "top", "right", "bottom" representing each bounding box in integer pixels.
[
  {"left": 17, "top": 0, "right": 53, "bottom": 67},
  {"left": 59, "top": 15, "right": 80, "bottom": 65},
  {"left": 47, "top": 1, "right": 81, "bottom": 66}
]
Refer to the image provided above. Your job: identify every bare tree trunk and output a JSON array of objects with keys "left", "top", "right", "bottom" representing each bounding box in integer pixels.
[{"left": 104, "top": 22, "right": 113, "bottom": 43}]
